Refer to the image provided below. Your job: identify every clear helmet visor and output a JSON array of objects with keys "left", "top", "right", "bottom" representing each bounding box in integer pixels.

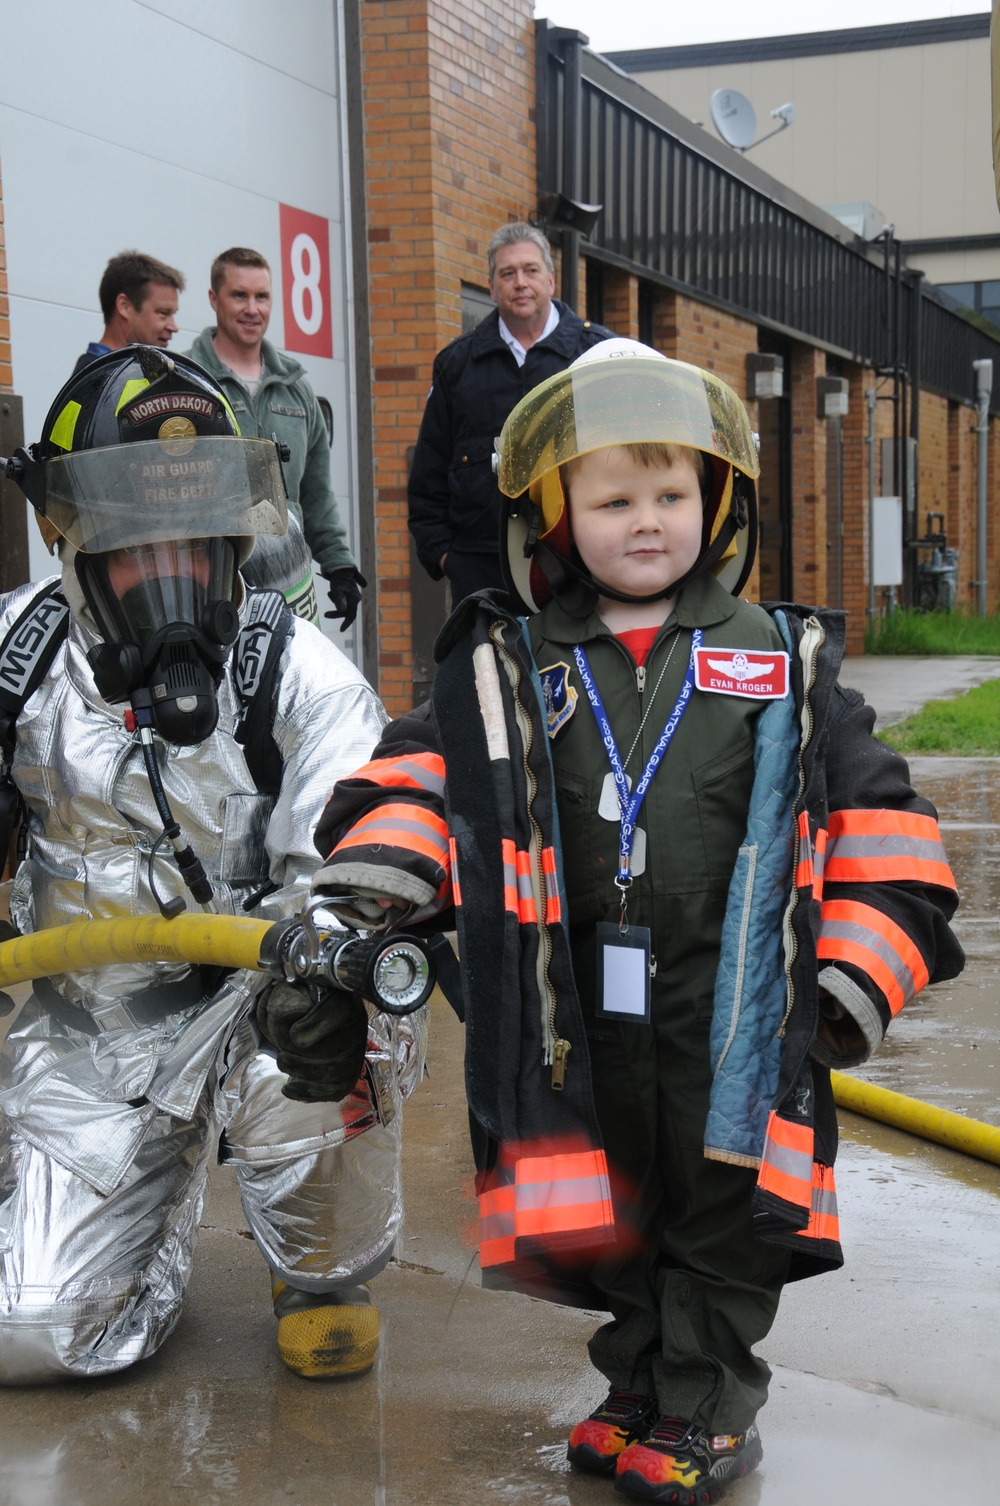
[
  {"left": 495, "top": 356, "right": 760, "bottom": 509},
  {"left": 38, "top": 435, "right": 288, "bottom": 553}
]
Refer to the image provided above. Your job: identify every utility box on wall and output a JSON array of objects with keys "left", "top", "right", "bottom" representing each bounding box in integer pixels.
[{"left": 873, "top": 495, "right": 904, "bottom": 586}]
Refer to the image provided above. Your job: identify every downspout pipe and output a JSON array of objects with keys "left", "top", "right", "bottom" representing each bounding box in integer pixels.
[{"left": 973, "top": 357, "right": 993, "bottom": 618}]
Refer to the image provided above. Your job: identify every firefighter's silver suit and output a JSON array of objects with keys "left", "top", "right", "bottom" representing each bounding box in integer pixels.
[{"left": 0, "top": 576, "right": 425, "bottom": 1384}]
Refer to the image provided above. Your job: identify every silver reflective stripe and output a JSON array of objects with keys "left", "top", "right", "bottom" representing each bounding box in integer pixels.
[
  {"left": 391, "top": 757, "right": 446, "bottom": 797},
  {"left": 514, "top": 1173, "right": 611, "bottom": 1212},
  {"left": 820, "top": 915, "right": 915, "bottom": 1004},
  {"left": 827, "top": 833, "right": 946, "bottom": 865},
  {"left": 479, "top": 1210, "right": 515, "bottom": 1242},
  {"left": 761, "top": 1137, "right": 812, "bottom": 1181},
  {"left": 352, "top": 811, "right": 449, "bottom": 861},
  {"left": 810, "top": 1184, "right": 839, "bottom": 1219}
]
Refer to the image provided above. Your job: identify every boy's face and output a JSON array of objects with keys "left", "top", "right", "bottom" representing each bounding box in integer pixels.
[{"left": 565, "top": 446, "right": 704, "bottom": 601}]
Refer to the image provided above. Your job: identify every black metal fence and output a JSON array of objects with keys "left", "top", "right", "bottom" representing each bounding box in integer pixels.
[{"left": 537, "top": 24, "right": 1000, "bottom": 412}]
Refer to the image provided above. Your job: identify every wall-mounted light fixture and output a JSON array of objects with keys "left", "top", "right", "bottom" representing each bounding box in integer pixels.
[
  {"left": 534, "top": 191, "right": 603, "bottom": 239},
  {"left": 746, "top": 352, "right": 784, "bottom": 400},
  {"left": 816, "top": 376, "right": 849, "bottom": 419}
]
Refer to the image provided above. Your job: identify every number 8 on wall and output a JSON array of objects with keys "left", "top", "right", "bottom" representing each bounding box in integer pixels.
[{"left": 279, "top": 203, "right": 334, "bottom": 359}]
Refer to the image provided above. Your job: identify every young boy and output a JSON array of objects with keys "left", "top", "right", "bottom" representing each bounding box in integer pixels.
[{"left": 312, "top": 343, "right": 964, "bottom": 1504}]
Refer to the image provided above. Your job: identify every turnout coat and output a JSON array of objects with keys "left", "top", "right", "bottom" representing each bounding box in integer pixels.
[{"left": 314, "top": 583, "right": 964, "bottom": 1302}]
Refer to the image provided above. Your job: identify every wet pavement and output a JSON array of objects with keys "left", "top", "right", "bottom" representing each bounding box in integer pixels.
[{"left": 2, "top": 662, "right": 1000, "bottom": 1505}]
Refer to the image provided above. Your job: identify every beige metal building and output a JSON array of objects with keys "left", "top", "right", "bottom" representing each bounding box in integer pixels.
[{"left": 608, "top": 13, "right": 1000, "bottom": 320}]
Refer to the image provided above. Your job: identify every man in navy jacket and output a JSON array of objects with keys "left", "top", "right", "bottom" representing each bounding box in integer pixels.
[{"left": 407, "top": 223, "right": 612, "bottom": 601}]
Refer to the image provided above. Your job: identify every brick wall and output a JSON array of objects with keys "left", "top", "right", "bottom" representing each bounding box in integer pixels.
[
  {"left": 362, "top": 0, "right": 536, "bottom": 714},
  {"left": 602, "top": 269, "right": 639, "bottom": 338},
  {"left": 359, "top": 12, "right": 1000, "bottom": 710}
]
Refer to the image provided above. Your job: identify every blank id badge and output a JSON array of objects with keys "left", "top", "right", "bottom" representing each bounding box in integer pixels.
[{"left": 595, "top": 921, "right": 651, "bottom": 1023}]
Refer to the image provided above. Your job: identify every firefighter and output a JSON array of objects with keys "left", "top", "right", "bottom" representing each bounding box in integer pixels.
[
  {"left": 0, "top": 347, "right": 424, "bottom": 1384},
  {"left": 309, "top": 342, "right": 963, "bottom": 1504}
]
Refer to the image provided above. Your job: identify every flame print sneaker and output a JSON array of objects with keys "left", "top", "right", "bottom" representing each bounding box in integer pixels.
[
  {"left": 614, "top": 1416, "right": 763, "bottom": 1504},
  {"left": 567, "top": 1389, "right": 660, "bottom": 1476}
]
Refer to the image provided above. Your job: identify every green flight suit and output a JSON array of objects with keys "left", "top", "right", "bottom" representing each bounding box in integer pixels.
[{"left": 529, "top": 571, "right": 792, "bottom": 1432}]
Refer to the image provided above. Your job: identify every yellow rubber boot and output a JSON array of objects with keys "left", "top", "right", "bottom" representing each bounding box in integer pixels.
[{"left": 271, "top": 1276, "right": 380, "bottom": 1379}]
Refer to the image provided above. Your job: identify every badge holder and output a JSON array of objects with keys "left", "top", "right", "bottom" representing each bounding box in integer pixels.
[{"left": 595, "top": 878, "right": 651, "bottom": 1024}]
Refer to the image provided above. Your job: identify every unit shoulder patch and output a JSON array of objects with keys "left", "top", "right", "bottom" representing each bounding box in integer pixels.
[
  {"left": 694, "top": 645, "right": 789, "bottom": 701},
  {"left": 538, "top": 661, "right": 578, "bottom": 736}
]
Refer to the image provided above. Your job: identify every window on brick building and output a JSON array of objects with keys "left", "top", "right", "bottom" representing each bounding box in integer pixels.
[{"left": 461, "top": 283, "right": 494, "bottom": 334}]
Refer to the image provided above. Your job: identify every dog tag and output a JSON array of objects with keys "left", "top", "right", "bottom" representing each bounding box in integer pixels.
[{"left": 597, "top": 773, "right": 646, "bottom": 876}]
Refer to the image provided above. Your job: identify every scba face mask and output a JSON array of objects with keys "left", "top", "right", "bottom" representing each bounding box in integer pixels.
[{"left": 78, "top": 537, "right": 241, "bottom": 744}]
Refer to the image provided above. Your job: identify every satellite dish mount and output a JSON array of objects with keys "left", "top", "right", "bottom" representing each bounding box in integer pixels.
[{"left": 710, "top": 89, "right": 794, "bottom": 153}]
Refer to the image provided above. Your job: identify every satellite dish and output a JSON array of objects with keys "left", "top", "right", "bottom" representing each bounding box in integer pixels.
[{"left": 710, "top": 89, "right": 756, "bottom": 150}]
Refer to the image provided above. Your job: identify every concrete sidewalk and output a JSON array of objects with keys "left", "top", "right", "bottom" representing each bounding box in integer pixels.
[
  {"left": 1, "top": 657, "right": 999, "bottom": 1505},
  {"left": 840, "top": 653, "right": 1000, "bottom": 726}
]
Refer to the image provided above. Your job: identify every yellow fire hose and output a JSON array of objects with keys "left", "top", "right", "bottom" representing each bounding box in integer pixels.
[
  {"left": 0, "top": 912, "right": 435, "bottom": 1016},
  {"left": 0, "top": 914, "right": 272, "bottom": 987},
  {"left": 1, "top": 921, "right": 998, "bottom": 1164},
  {"left": 831, "top": 1070, "right": 1000, "bottom": 1168}
]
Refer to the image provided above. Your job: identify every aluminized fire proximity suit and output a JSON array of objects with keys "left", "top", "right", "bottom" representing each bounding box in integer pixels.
[{"left": 0, "top": 577, "right": 425, "bottom": 1383}]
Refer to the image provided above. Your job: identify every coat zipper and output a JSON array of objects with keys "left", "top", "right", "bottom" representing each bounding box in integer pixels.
[
  {"left": 778, "top": 615, "right": 825, "bottom": 1038},
  {"left": 489, "top": 623, "right": 569, "bottom": 1089}
]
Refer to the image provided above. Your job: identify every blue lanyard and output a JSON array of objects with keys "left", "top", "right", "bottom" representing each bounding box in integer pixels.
[{"left": 573, "top": 628, "right": 702, "bottom": 889}]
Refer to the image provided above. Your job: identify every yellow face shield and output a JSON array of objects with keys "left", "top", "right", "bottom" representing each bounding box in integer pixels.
[{"left": 496, "top": 355, "right": 759, "bottom": 504}]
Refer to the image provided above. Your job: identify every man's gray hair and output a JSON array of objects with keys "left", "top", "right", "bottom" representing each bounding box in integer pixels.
[{"left": 488, "top": 223, "right": 554, "bottom": 280}]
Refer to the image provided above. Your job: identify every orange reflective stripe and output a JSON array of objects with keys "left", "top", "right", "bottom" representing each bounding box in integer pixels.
[
  {"left": 542, "top": 846, "right": 563, "bottom": 923},
  {"left": 334, "top": 802, "right": 450, "bottom": 866},
  {"left": 818, "top": 898, "right": 929, "bottom": 1016},
  {"left": 345, "top": 752, "right": 446, "bottom": 795},
  {"left": 795, "top": 811, "right": 813, "bottom": 892},
  {"left": 479, "top": 1233, "right": 517, "bottom": 1267},
  {"left": 478, "top": 1178, "right": 516, "bottom": 1268},
  {"left": 757, "top": 1112, "right": 814, "bottom": 1210},
  {"left": 795, "top": 815, "right": 827, "bottom": 900},
  {"left": 503, "top": 843, "right": 560, "bottom": 926},
  {"left": 478, "top": 1146, "right": 614, "bottom": 1263},
  {"left": 515, "top": 848, "right": 538, "bottom": 924},
  {"left": 825, "top": 808, "right": 956, "bottom": 890},
  {"left": 813, "top": 826, "right": 827, "bottom": 902},
  {"left": 802, "top": 1163, "right": 840, "bottom": 1244},
  {"left": 449, "top": 837, "right": 462, "bottom": 908},
  {"left": 514, "top": 1148, "right": 613, "bottom": 1238},
  {"left": 502, "top": 838, "right": 519, "bottom": 915}
]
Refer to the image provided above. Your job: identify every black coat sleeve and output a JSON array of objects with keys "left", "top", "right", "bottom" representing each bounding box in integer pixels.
[
  {"left": 812, "top": 685, "right": 965, "bottom": 1064},
  {"left": 407, "top": 359, "right": 455, "bottom": 578}
]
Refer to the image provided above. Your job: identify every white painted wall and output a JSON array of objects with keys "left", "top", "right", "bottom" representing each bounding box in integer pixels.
[{"left": 0, "top": 0, "right": 359, "bottom": 649}]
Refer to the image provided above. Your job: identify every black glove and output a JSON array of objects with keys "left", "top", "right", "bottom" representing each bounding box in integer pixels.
[
  {"left": 322, "top": 567, "right": 367, "bottom": 630},
  {"left": 254, "top": 980, "right": 368, "bottom": 1102}
]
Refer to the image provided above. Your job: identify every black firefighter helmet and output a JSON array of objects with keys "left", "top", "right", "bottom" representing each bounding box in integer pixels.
[{"left": 3, "top": 345, "right": 290, "bottom": 742}]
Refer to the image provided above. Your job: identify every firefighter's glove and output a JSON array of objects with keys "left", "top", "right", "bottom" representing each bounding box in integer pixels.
[
  {"left": 255, "top": 979, "right": 368, "bottom": 1103},
  {"left": 322, "top": 567, "right": 367, "bottom": 630}
]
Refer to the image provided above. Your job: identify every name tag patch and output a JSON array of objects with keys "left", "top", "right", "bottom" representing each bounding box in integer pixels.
[{"left": 694, "top": 646, "right": 789, "bottom": 701}]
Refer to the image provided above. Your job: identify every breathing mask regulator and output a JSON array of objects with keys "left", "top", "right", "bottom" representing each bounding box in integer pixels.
[
  {"left": 493, "top": 340, "right": 761, "bottom": 615},
  {"left": 1, "top": 345, "right": 290, "bottom": 917}
]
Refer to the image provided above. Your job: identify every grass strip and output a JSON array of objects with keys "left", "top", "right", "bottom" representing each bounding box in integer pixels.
[
  {"left": 865, "top": 610, "right": 1000, "bottom": 656},
  {"left": 879, "top": 676, "right": 1000, "bottom": 755}
]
